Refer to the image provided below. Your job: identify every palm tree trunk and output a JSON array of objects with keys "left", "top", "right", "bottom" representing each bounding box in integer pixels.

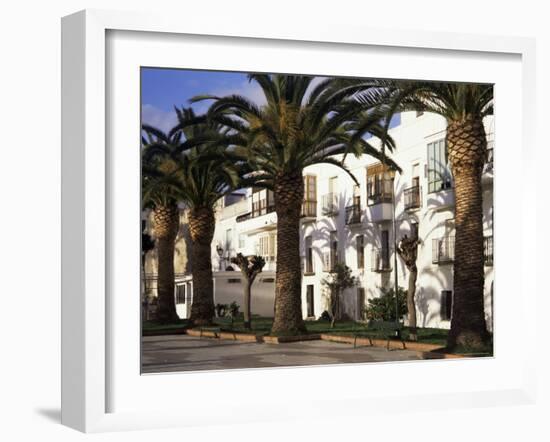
[
  {"left": 447, "top": 116, "right": 489, "bottom": 350},
  {"left": 243, "top": 281, "right": 252, "bottom": 330},
  {"left": 407, "top": 269, "right": 418, "bottom": 341},
  {"left": 154, "top": 204, "right": 179, "bottom": 322},
  {"left": 271, "top": 172, "right": 307, "bottom": 335},
  {"left": 188, "top": 206, "right": 216, "bottom": 325}
]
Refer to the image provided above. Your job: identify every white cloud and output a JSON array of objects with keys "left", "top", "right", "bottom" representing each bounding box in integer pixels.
[{"left": 141, "top": 104, "right": 178, "bottom": 133}]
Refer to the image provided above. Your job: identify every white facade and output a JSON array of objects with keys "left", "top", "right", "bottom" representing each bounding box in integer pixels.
[{"left": 176, "top": 111, "right": 495, "bottom": 330}]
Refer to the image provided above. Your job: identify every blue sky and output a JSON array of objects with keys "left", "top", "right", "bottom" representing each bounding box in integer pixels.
[
  {"left": 141, "top": 68, "right": 267, "bottom": 133},
  {"left": 141, "top": 67, "right": 399, "bottom": 133}
]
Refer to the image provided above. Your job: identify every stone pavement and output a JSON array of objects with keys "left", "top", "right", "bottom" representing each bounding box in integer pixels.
[{"left": 141, "top": 334, "right": 423, "bottom": 373}]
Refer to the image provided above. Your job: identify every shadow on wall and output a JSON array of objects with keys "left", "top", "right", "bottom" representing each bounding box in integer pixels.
[{"left": 416, "top": 265, "right": 452, "bottom": 328}]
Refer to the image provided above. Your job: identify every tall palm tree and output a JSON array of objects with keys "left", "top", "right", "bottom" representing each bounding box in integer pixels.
[
  {"left": 340, "top": 80, "right": 493, "bottom": 350},
  {"left": 143, "top": 108, "right": 249, "bottom": 325},
  {"left": 191, "top": 74, "right": 397, "bottom": 335},
  {"left": 142, "top": 127, "right": 184, "bottom": 322}
]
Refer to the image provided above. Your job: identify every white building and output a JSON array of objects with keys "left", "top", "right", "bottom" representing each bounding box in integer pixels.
[{"left": 171, "top": 111, "right": 494, "bottom": 330}]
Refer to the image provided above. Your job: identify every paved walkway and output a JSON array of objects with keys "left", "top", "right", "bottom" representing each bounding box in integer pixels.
[{"left": 142, "top": 335, "right": 423, "bottom": 373}]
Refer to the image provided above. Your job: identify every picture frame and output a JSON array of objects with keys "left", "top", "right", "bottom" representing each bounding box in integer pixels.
[{"left": 61, "top": 9, "right": 537, "bottom": 433}]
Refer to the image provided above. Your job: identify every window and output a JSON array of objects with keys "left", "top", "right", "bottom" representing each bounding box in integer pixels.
[
  {"left": 302, "top": 175, "right": 317, "bottom": 217},
  {"left": 306, "top": 285, "right": 315, "bottom": 317},
  {"left": 252, "top": 188, "right": 274, "bottom": 216},
  {"left": 225, "top": 228, "right": 233, "bottom": 250},
  {"left": 353, "top": 184, "right": 361, "bottom": 206},
  {"left": 330, "top": 231, "right": 338, "bottom": 269},
  {"left": 427, "top": 139, "right": 452, "bottom": 193},
  {"left": 238, "top": 234, "right": 245, "bottom": 249},
  {"left": 366, "top": 163, "right": 394, "bottom": 205},
  {"left": 440, "top": 290, "right": 453, "bottom": 320},
  {"left": 175, "top": 284, "right": 186, "bottom": 304},
  {"left": 227, "top": 278, "right": 241, "bottom": 284},
  {"left": 304, "top": 175, "right": 317, "bottom": 202},
  {"left": 411, "top": 222, "right": 419, "bottom": 240},
  {"left": 329, "top": 176, "right": 338, "bottom": 195},
  {"left": 258, "top": 234, "right": 277, "bottom": 262},
  {"left": 356, "top": 235, "right": 365, "bottom": 269},
  {"left": 305, "top": 236, "right": 314, "bottom": 273}
]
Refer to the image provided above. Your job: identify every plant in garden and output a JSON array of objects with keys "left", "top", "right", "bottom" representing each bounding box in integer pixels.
[
  {"left": 230, "top": 253, "right": 266, "bottom": 330},
  {"left": 365, "top": 286, "right": 408, "bottom": 322},
  {"left": 321, "top": 262, "right": 358, "bottom": 328}
]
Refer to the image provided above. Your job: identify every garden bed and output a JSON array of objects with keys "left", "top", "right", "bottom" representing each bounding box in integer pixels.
[{"left": 142, "top": 319, "right": 191, "bottom": 336}]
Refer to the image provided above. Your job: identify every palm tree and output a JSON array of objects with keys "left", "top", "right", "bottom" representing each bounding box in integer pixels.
[
  {"left": 340, "top": 80, "right": 493, "bottom": 350},
  {"left": 141, "top": 127, "right": 183, "bottom": 322},
  {"left": 191, "top": 74, "right": 397, "bottom": 335},
  {"left": 143, "top": 108, "right": 249, "bottom": 325}
]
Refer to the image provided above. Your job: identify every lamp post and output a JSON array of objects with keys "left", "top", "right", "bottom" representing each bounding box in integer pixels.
[
  {"left": 391, "top": 175, "right": 400, "bottom": 333},
  {"left": 216, "top": 245, "right": 224, "bottom": 271}
]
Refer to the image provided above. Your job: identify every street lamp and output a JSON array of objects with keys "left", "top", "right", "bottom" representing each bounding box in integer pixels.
[{"left": 216, "top": 244, "right": 224, "bottom": 271}]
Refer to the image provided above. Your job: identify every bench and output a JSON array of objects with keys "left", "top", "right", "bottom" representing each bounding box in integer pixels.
[
  {"left": 198, "top": 326, "right": 222, "bottom": 338},
  {"left": 354, "top": 320, "right": 406, "bottom": 350}
]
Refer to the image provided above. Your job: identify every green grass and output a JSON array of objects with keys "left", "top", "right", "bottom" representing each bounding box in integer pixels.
[
  {"left": 142, "top": 318, "right": 191, "bottom": 333},
  {"left": 211, "top": 316, "right": 450, "bottom": 345}
]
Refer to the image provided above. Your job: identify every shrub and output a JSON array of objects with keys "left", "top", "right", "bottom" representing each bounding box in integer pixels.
[
  {"left": 319, "top": 310, "right": 331, "bottom": 321},
  {"left": 365, "top": 286, "right": 408, "bottom": 321}
]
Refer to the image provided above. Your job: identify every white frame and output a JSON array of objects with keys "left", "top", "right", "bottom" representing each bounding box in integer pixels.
[{"left": 61, "top": 9, "right": 537, "bottom": 433}]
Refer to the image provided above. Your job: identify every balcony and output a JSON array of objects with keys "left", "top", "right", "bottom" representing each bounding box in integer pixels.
[
  {"left": 432, "top": 235, "right": 493, "bottom": 265},
  {"left": 366, "top": 179, "right": 393, "bottom": 222},
  {"left": 371, "top": 248, "right": 392, "bottom": 272},
  {"left": 367, "top": 179, "right": 393, "bottom": 206},
  {"left": 321, "top": 193, "right": 338, "bottom": 216},
  {"left": 484, "top": 235, "right": 493, "bottom": 266},
  {"left": 404, "top": 185, "right": 421, "bottom": 210},
  {"left": 345, "top": 204, "right": 362, "bottom": 225},
  {"left": 235, "top": 200, "right": 275, "bottom": 223},
  {"left": 301, "top": 200, "right": 317, "bottom": 220},
  {"left": 432, "top": 236, "right": 455, "bottom": 264}
]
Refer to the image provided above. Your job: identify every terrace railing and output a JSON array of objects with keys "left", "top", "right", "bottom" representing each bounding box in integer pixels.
[
  {"left": 404, "top": 185, "right": 421, "bottom": 210},
  {"left": 321, "top": 193, "right": 338, "bottom": 216},
  {"left": 345, "top": 204, "right": 362, "bottom": 225}
]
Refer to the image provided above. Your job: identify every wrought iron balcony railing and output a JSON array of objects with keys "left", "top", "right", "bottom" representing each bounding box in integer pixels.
[
  {"left": 404, "top": 185, "right": 421, "bottom": 210},
  {"left": 433, "top": 235, "right": 493, "bottom": 265},
  {"left": 367, "top": 179, "right": 393, "bottom": 206},
  {"left": 345, "top": 204, "right": 362, "bottom": 225},
  {"left": 235, "top": 199, "right": 275, "bottom": 223},
  {"left": 321, "top": 193, "right": 338, "bottom": 216}
]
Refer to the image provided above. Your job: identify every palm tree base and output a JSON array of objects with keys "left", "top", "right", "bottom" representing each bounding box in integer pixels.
[{"left": 447, "top": 327, "right": 491, "bottom": 352}]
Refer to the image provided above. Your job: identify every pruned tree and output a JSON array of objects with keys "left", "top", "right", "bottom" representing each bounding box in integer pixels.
[
  {"left": 396, "top": 233, "right": 420, "bottom": 340},
  {"left": 321, "top": 262, "right": 357, "bottom": 328},
  {"left": 231, "top": 253, "right": 266, "bottom": 330}
]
